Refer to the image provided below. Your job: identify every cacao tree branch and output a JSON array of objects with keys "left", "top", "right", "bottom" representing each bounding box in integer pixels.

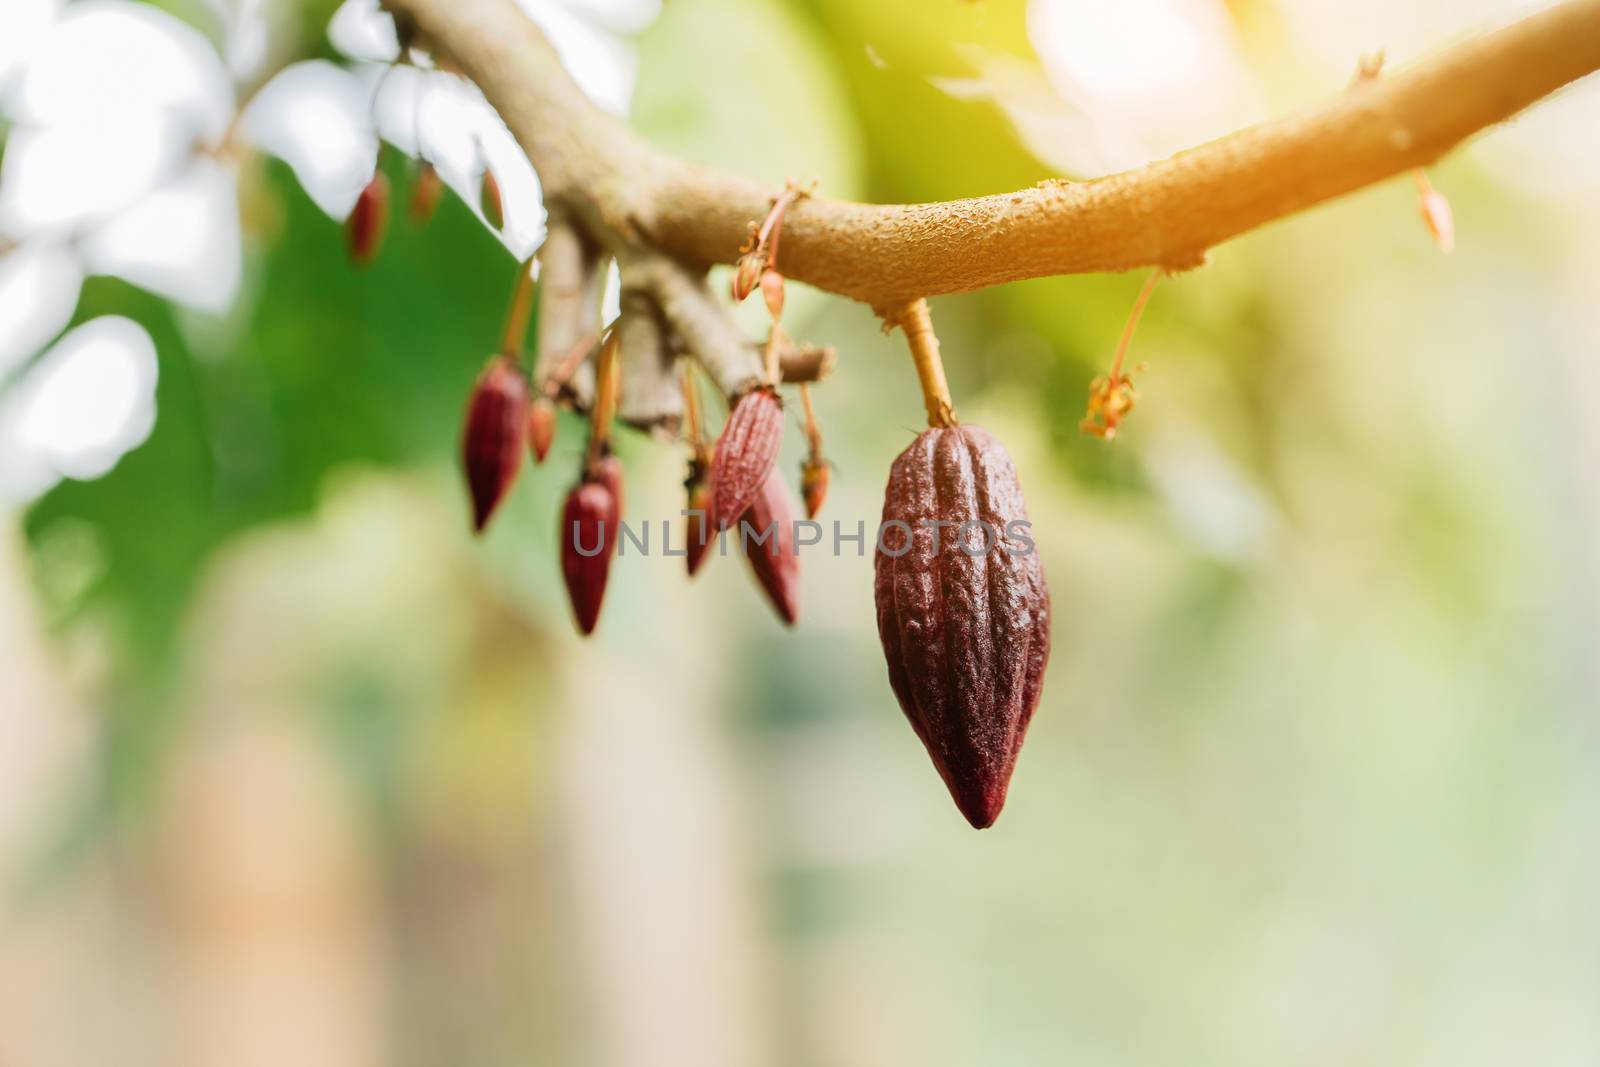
[{"left": 389, "top": 0, "right": 1600, "bottom": 308}]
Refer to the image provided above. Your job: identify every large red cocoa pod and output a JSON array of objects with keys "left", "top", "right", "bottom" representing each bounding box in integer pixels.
[
  {"left": 874, "top": 426, "right": 1050, "bottom": 828},
  {"left": 461, "top": 356, "right": 529, "bottom": 532},
  {"left": 709, "top": 387, "right": 783, "bottom": 532},
  {"left": 346, "top": 172, "right": 390, "bottom": 266},
  {"left": 560, "top": 477, "right": 617, "bottom": 635},
  {"left": 739, "top": 470, "right": 800, "bottom": 625}
]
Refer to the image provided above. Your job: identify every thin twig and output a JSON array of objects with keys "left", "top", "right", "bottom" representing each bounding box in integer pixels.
[{"left": 888, "top": 299, "right": 957, "bottom": 429}]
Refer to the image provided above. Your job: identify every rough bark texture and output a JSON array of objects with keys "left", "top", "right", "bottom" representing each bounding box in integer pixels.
[
  {"left": 875, "top": 427, "right": 1050, "bottom": 828},
  {"left": 388, "top": 0, "right": 1600, "bottom": 306},
  {"left": 616, "top": 290, "right": 682, "bottom": 438}
]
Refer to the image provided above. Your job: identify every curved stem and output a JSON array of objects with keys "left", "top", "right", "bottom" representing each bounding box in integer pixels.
[
  {"left": 500, "top": 256, "right": 537, "bottom": 357},
  {"left": 890, "top": 299, "right": 957, "bottom": 430},
  {"left": 588, "top": 328, "right": 621, "bottom": 461},
  {"left": 1111, "top": 269, "right": 1161, "bottom": 382}
]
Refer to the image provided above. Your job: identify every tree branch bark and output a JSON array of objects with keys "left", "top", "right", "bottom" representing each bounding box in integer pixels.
[{"left": 391, "top": 0, "right": 1600, "bottom": 309}]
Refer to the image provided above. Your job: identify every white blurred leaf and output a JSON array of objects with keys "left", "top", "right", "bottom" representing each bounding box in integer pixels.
[
  {"left": 0, "top": 0, "right": 59, "bottom": 96},
  {"left": 13, "top": 0, "right": 233, "bottom": 141},
  {"left": 555, "top": 0, "right": 662, "bottom": 36},
  {"left": 239, "top": 60, "right": 377, "bottom": 219},
  {"left": 396, "top": 69, "right": 546, "bottom": 258},
  {"left": 514, "top": 0, "right": 637, "bottom": 116},
  {"left": 0, "top": 242, "right": 83, "bottom": 378},
  {"left": 328, "top": 0, "right": 401, "bottom": 64},
  {"left": 0, "top": 316, "right": 158, "bottom": 502},
  {"left": 0, "top": 110, "right": 190, "bottom": 234},
  {"left": 1027, "top": 0, "right": 1255, "bottom": 169},
  {"left": 82, "top": 160, "right": 242, "bottom": 313}
]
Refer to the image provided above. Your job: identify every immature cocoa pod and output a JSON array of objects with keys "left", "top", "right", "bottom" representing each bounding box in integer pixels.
[
  {"left": 561, "top": 473, "right": 618, "bottom": 636},
  {"left": 874, "top": 426, "right": 1050, "bottom": 828},
  {"left": 739, "top": 470, "right": 800, "bottom": 625},
  {"left": 461, "top": 355, "right": 529, "bottom": 532},
  {"left": 409, "top": 161, "right": 444, "bottom": 226},
  {"left": 480, "top": 168, "right": 503, "bottom": 230},
  {"left": 684, "top": 454, "right": 713, "bottom": 577},
  {"left": 709, "top": 387, "right": 783, "bottom": 531},
  {"left": 346, "top": 172, "right": 390, "bottom": 266},
  {"left": 527, "top": 396, "right": 556, "bottom": 463},
  {"left": 591, "top": 452, "right": 625, "bottom": 527}
]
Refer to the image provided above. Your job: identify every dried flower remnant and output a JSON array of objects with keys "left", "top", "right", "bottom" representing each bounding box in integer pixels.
[
  {"left": 1413, "top": 169, "right": 1455, "bottom": 254},
  {"left": 875, "top": 425, "right": 1050, "bottom": 828},
  {"left": 732, "top": 250, "right": 764, "bottom": 302},
  {"left": 798, "top": 382, "right": 829, "bottom": 519},
  {"left": 760, "top": 268, "right": 786, "bottom": 323},
  {"left": 731, "top": 181, "right": 810, "bottom": 303},
  {"left": 1081, "top": 269, "right": 1160, "bottom": 441},
  {"left": 461, "top": 356, "right": 530, "bottom": 531},
  {"left": 1349, "top": 53, "right": 1455, "bottom": 256},
  {"left": 527, "top": 397, "right": 556, "bottom": 463},
  {"left": 346, "top": 172, "right": 390, "bottom": 266},
  {"left": 800, "top": 458, "right": 829, "bottom": 520}
]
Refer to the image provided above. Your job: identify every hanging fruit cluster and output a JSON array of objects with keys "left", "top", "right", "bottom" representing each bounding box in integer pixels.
[
  {"left": 345, "top": 159, "right": 1055, "bottom": 825},
  {"left": 340, "top": 25, "right": 1460, "bottom": 828},
  {"left": 338, "top": 56, "right": 1458, "bottom": 826}
]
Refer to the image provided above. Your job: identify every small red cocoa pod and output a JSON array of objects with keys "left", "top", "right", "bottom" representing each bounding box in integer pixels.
[
  {"left": 409, "top": 161, "right": 444, "bottom": 226},
  {"left": 560, "top": 477, "right": 616, "bottom": 636},
  {"left": 346, "top": 172, "right": 390, "bottom": 266},
  {"left": 874, "top": 426, "right": 1050, "bottom": 829},
  {"left": 527, "top": 396, "right": 556, "bottom": 463},
  {"left": 800, "top": 456, "right": 829, "bottom": 519},
  {"left": 709, "top": 387, "right": 783, "bottom": 531},
  {"left": 738, "top": 470, "right": 800, "bottom": 625},
  {"left": 461, "top": 355, "right": 529, "bottom": 532},
  {"left": 684, "top": 455, "right": 713, "bottom": 577},
  {"left": 589, "top": 452, "right": 624, "bottom": 532},
  {"left": 480, "top": 168, "right": 503, "bottom": 230}
]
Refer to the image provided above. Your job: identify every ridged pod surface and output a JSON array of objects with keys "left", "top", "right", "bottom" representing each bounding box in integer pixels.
[
  {"left": 561, "top": 477, "right": 618, "bottom": 635},
  {"left": 710, "top": 388, "right": 783, "bottom": 531},
  {"left": 461, "top": 356, "right": 529, "bottom": 532},
  {"left": 874, "top": 426, "right": 1050, "bottom": 828},
  {"left": 739, "top": 470, "right": 800, "bottom": 625}
]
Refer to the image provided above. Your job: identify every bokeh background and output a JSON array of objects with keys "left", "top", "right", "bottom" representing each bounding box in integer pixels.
[{"left": 3, "top": 0, "right": 1599, "bottom": 1064}]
